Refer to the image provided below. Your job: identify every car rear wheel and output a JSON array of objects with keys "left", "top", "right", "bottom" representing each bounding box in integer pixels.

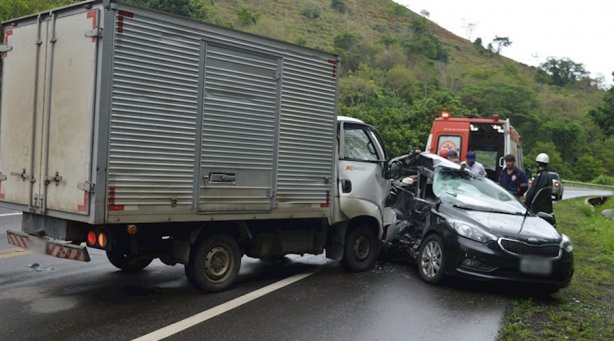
[
  {"left": 418, "top": 234, "right": 446, "bottom": 284},
  {"left": 342, "top": 224, "right": 380, "bottom": 272},
  {"left": 186, "top": 234, "right": 241, "bottom": 292}
]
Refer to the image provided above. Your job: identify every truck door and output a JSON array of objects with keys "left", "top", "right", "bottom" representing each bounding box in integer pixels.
[
  {"left": 42, "top": 10, "right": 98, "bottom": 215},
  {"left": 338, "top": 122, "right": 389, "bottom": 220},
  {"left": 198, "top": 43, "right": 281, "bottom": 212},
  {"left": 0, "top": 10, "right": 98, "bottom": 215},
  {"left": 0, "top": 19, "right": 45, "bottom": 207}
]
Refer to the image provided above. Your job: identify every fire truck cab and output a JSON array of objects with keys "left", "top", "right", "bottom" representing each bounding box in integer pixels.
[{"left": 425, "top": 112, "right": 523, "bottom": 181}]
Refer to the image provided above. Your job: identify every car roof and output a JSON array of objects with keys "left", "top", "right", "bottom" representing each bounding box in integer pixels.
[{"left": 419, "top": 152, "right": 462, "bottom": 170}]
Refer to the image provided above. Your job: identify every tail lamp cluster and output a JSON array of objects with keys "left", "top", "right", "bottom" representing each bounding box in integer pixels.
[{"left": 86, "top": 225, "right": 138, "bottom": 248}]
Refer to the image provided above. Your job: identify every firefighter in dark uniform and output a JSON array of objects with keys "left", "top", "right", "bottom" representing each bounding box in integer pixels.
[{"left": 525, "top": 153, "right": 553, "bottom": 214}]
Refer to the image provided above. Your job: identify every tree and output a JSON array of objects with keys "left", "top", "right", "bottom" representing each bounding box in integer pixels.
[
  {"left": 589, "top": 82, "right": 614, "bottom": 137},
  {"left": 300, "top": 2, "right": 321, "bottom": 19},
  {"left": 333, "top": 31, "right": 373, "bottom": 72},
  {"left": 538, "top": 57, "right": 589, "bottom": 87},
  {"left": 472, "top": 37, "right": 485, "bottom": 53},
  {"left": 331, "top": 0, "right": 346, "bottom": 13},
  {"left": 489, "top": 36, "right": 511, "bottom": 54}
]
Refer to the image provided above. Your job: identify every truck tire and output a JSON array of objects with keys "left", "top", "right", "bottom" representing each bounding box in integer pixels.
[
  {"left": 342, "top": 224, "right": 380, "bottom": 272},
  {"left": 106, "top": 249, "right": 153, "bottom": 273},
  {"left": 186, "top": 234, "right": 241, "bottom": 292}
]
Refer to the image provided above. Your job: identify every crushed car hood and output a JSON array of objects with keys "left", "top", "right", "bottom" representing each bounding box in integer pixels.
[{"left": 442, "top": 206, "right": 561, "bottom": 242}]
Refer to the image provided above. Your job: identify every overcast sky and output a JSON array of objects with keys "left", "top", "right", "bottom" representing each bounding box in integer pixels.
[{"left": 393, "top": 0, "right": 614, "bottom": 86}]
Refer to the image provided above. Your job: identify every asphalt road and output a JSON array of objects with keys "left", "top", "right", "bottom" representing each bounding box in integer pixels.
[
  {"left": 562, "top": 186, "right": 613, "bottom": 200},
  {"left": 0, "top": 187, "right": 610, "bottom": 341}
]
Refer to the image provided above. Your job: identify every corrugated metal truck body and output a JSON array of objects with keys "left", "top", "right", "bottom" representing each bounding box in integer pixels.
[
  {"left": 1, "top": 1, "right": 390, "bottom": 291},
  {"left": 1, "top": 1, "right": 336, "bottom": 224}
]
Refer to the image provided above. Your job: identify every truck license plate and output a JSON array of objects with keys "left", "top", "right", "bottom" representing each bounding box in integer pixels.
[{"left": 520, "top": 257, "right": 552, "bottom": 276}]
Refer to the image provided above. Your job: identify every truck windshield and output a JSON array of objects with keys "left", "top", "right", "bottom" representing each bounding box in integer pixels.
[
  {"left": 433, "top": 168, "right": 525, "bottom": 215},
  {"left": 341, "top": 124, "right": 386, "bottom": 161}
]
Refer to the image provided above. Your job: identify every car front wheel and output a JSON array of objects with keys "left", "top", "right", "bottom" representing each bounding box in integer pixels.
[{"left": 418, "top": 234, "right": 446, "bottom": 284}]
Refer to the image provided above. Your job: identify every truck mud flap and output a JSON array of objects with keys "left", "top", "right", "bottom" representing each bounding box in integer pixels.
[{"left": 7, "top": 230, "right": 90, "bottom": 262}]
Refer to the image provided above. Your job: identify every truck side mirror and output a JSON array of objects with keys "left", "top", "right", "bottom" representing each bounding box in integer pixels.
[{"left": 386, "top": 160, "right": 400, "bottom": 179}]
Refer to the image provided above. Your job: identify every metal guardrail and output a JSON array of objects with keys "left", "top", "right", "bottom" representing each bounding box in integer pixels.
[{"left": 562, "top": 180, "right": 614, "bottom": 190}]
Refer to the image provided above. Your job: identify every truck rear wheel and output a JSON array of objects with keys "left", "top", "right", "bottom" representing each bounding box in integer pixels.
[
  {"left": 106, "top": 249, "right": 153, "bottom": 273},
  {"left": 186, "top": 234, "right": 241, "bottom": 292},
  {"left": 342, "top": 224, "right": 380, "bottom": 272}
]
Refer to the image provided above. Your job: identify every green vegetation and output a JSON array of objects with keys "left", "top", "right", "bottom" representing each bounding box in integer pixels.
[
  {"left": 499, "top": 197, "right": 614, "bottom": 340},
  {"left": 1, "top": 0, "right": 612, "bottom": 182},
  {"left": 593, "top": 175, "right": 614, "bottom": 186}
]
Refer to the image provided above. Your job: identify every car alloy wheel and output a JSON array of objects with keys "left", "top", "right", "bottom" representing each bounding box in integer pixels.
[{"left": 418, "top": 234, "right": 446, "bottom": 283}]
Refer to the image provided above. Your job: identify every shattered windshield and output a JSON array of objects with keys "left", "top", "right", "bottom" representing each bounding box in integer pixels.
[{"left": 433, "top": 168, "right": 526, "bottom": 215}]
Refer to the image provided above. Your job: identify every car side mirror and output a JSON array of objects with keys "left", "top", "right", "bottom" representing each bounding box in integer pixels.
[
  {"left": 530, "top": 187, "right": 550, "bottom": 207},
  {"left": 536, "top": 212, "right": 556, "bottom": 227}
]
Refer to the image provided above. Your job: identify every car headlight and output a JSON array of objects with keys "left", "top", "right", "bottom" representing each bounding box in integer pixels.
[
  {"left": 451, "top": 221, "right": 496, "bottom": 243},
  {"left": 561, "top": 234, "right": 573, "bottom": 253}
]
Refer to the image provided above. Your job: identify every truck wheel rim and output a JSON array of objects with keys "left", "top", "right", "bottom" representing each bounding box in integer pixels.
[
  {"left": 353, "top": 235, "right": 371, "bottom": 261},
  {"left": 205, "top": 245, "right": 232, "bottom": 281},
  {"left": 421, "top": 241, "right": 442, "bottom": 279}
]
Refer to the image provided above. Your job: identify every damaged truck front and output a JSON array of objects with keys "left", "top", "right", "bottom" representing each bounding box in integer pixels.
[{"left": 0, "top": 0, "right": 394, "bottom": 291}]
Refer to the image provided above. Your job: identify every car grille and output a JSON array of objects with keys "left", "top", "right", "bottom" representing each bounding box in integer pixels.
[{"left": 499, "top": 239, "right": 560, "bottom": 258}]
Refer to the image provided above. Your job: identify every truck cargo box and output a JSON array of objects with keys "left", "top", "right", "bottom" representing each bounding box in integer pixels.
[{"left": 0, "top": 0, "right": 338, "bottom": 225}]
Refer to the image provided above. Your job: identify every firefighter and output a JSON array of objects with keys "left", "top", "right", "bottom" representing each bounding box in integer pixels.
[
  {"left": 499, "top": 154, "right": 528, "bottom": 199},
  {"left": 524, "top": 153, "right": 553, "bottom": 214}
]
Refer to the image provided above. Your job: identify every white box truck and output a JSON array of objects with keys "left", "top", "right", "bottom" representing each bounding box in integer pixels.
[{"left": 1, "top": 0, "right": 394, "bottom": 291}]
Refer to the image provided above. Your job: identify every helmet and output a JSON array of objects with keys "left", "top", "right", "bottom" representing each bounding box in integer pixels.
[{"left": 535, "top": 153, "right": 549, "bottom": 164}]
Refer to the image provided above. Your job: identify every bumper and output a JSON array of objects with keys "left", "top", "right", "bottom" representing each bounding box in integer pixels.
[
  {"left": 7, "top": 230, "right": 90, "bottom": 262},
  {"left": 444, "top": 236, "right": 573, "bottom": 288}
]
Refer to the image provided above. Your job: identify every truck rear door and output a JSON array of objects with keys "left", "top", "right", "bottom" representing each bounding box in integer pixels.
[
  {"left": 0, "top": 20, "right": 43, "bottom": 207},
  {"left": 0, "top": 9, "right": 99, "bottom": 215}
]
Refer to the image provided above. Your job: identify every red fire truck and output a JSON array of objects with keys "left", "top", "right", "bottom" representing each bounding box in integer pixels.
[{"left": 425, "top": 112, "right": 523, "bottom": 180}]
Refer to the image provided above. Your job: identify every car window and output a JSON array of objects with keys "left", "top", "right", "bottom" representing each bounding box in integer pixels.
[
  {"left": 343, "top": 126, "right": 379, "bottom": 161},
  {"left": 474, "top": 150, "right": 498, "bottom": 169},
  {"left": 437, "top": 135, "right": 462, "bottom": 154}
]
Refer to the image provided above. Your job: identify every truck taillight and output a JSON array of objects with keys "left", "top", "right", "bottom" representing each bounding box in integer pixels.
[{"left": 87, "top": 231, "right": 97, "bottom": 246}]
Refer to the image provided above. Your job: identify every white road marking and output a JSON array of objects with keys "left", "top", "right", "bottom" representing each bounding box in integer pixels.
[
  {"left": 0, "top": 212, "right": 21, "bottom": 217},
  {"left": 133, "top": 269, "right": 317, "bottom": 341},
  {"left": 0, "top": 247, "right": 29, "bottom": 259}
]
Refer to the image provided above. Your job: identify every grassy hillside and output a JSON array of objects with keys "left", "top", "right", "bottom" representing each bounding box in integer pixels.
[{"left": 1, "top": 0, "right": 612, "bottom": 180}]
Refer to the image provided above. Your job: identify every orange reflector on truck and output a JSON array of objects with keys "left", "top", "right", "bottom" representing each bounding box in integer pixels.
[
  {"left": 127, "top": 224, "right": 138, "bottom": 235},
  {"left": 97, "top": 232, "right": 107, "bottom": 248}
]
